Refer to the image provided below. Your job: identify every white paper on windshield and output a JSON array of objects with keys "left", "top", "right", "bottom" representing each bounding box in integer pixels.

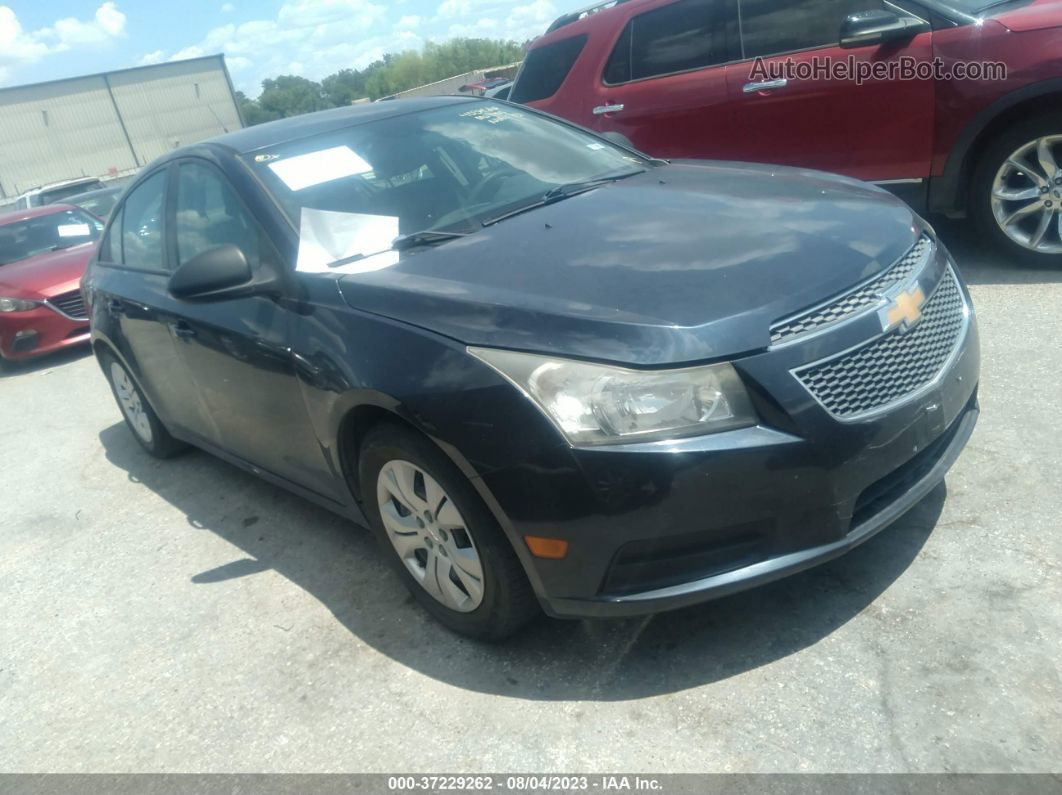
[
  {"left": 57, "top": 223, "right": 90, "bottom": 237},
  {"left": 296, "top": 207, "right": 400, "bottom": 274},
  {"left": 269, "top": 146, "right": 372, "bottom": 192}
]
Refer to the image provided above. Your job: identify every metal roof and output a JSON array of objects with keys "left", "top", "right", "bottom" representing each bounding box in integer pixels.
[{"left": 0, "top": 54, "right": 230, "bottom": 98}]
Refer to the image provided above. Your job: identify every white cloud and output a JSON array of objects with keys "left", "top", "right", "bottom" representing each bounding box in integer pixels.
[
  {"left": 396, "top": 14, "right": 421, "bottom": 28},
  {"left": 221, "top": 2, "right": 235, "bottom": 11},
  {"left": 0, "top": 3, "right": 127, "bottom": 84},
  {"left": 434, "top": 0, "right": 556, "bottom": 40},
  {"left": 51, "top": 2, "right": 127, "bottom": 46},
  {"left": 140, "top": 0, "right": 392, "bottom": 93},
  {"left": 137, "top": 49, "right": 165, "bottom": 66}
]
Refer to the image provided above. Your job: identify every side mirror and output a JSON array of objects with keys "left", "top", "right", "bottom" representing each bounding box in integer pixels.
[
  {"left": 168, "top": 245, "right": 254, "bottom": 301},
  {"left": 840, "top": 9, "right": 928, "bottom": 49}
]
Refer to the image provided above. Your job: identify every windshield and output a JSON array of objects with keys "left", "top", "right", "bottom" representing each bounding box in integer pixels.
[
  {"left": 246, "top": 101, "right": 647, "bottom": 259},
  {"left": 0, "top": 209, "right": 104, "bottom": 266},
  {"left": 73, "top": 191, "right": 120, "bottom": 219}
]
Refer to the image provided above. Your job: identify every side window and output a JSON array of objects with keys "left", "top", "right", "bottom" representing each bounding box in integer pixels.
[
  {"left": 121, "top": 171, "right": 167, "bottom": 270},
  {"left": 509, "top": 35, "right": 588, "bottom": 103},
  {"left": 175, "top": 162, "right": 261, "bottom": 268},
  {"left": 98, "top": 208, "right": 123, "bottom": 263},
  {"left": 740, "top": 0, "right": 885, "bottom": 58},
  {"left": 604, "top": 0, "right": 728, "bottom": 84}
]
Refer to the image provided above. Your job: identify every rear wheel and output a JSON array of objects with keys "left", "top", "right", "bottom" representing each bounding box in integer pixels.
[
  {"left": 973, "top": 114, "right": 1062, "bottom": 265},
  {"left": 101, "top": 351, "right": 186, "bottom": 458},
  {"left": 359, "top": 423, "right": 539, "bottom": 640}
]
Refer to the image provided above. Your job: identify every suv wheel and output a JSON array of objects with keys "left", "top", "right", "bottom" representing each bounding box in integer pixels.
[
  {"left": 974, "top": 114, "right": 1062, "bottom": 264},
  {"left": 358, "top": 423, "right": 539, "bottom": 640},
  {"left": 101, "top": 351, "right": 186, "bottom": 458}
]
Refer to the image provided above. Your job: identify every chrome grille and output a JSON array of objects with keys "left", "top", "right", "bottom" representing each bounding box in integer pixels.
[
  {"left": 48, "top": 289, "right": 87, "bottom": 320},
  {"left": 794, "top": 267, "right": 966, "bottom": 419},
  {"left": 770, "top": 235, "right": 933, "bottom": 344}
]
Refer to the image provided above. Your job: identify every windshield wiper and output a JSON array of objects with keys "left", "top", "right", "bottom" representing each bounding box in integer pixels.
[
  {"left": 481, "top": 169, "right": 646, "bottom": 227},
  {"left": 390, "top": 230, "right": 470, "bottom": 251},
  {"left": 324, "top": 229, "right": 470, "bottom": 269}
]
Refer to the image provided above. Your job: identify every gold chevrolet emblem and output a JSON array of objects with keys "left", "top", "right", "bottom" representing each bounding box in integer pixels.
[{"left": 880, "top": 286, "right": 925, "bottom": 333}]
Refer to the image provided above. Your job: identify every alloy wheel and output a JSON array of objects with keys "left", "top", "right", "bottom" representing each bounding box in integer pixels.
[
  {"left": 990, "top": 134, "right": 1062, "bottom": 254},
  {"left": 110, "top": 361, "right": 153, "bottom": 444},
  {"left": 376, "top": 459, "right": 485, "bottom": 612}
]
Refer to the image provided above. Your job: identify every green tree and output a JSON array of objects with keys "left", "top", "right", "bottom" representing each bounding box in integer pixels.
[
  {"left": 257, "top": 75, "right": 334, "bottom": 119},
  {"left": 321, "top": 69, "right": 369, "bottom": 106},
  {"left": 234, "top": 90, "right": 282, "bottom": 126},
  {"left": 237, "top": 38, "right": 526, "bottom": 125}
]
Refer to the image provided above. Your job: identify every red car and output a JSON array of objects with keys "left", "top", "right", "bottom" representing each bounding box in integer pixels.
[
  {"left": 0, "top": 205, "right": 103, "bottom": 364},
  {"left": 510, "top": 0, "right": 1062, "bottom": 262}
]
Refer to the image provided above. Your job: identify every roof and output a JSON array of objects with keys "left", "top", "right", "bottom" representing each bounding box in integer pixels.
[
  {"left": 206, "top": 95, "right": 482, "bottom": 155},
  {"left": 0, "top": 204, "right": 78, "bottom": 227},
  {"left": 0, "top": 54, "right": 229, "bottom": 99},
  {"left": 19, "top": 177, "right": 103, "bottom": 198}
]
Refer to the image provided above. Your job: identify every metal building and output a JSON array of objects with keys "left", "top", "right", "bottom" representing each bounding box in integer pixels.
[{"left": 0, "top": 55, "right": 243, "bottom": 202}]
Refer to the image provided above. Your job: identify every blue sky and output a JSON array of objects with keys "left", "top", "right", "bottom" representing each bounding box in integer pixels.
[{"left": 0, "top": 0, "right": 581, "bottom": 96}]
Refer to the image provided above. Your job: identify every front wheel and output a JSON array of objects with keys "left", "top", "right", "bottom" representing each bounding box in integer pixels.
[
  {"left": 973, "top": 114, "right": 1062, "bottom": 265},
  {"left": 359, "top": 423, "right": 539, "bottom": 640}
]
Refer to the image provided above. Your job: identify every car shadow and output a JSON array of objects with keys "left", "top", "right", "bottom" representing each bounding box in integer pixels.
[
  {"left": 0, "top": 345, "right": 92, "bottom": 379},
  {"left": 930, "top": 216, "right": 1062, "bottom": 286},
  {"left": 99, "top": 421, "right": 945, "bottom": 701}
]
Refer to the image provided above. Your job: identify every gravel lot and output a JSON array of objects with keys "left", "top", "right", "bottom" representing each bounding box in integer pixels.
[{"left": 1, "top": 221, "right": 1059, "bottom": 774}]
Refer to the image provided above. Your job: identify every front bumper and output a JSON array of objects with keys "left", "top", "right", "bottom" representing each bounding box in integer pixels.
[
  {"left": 543, "top": 395, "right": 977, "bottom": 617},
  {"left": 0, "top": 303, "right": 90, "bottom": 361},
  {"left": 475, "top": 245, "right": 980, "bottom": 619}
]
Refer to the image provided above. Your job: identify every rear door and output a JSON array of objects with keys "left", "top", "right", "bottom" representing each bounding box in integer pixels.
[
  {"left": 726, "top": 0, "right": 935, "bottom": 180},
  {"left": 584, "top": 0, "right": 744, "bottom": 160},
  {"left": 92, "top": 168, "right": 215, "bottom": 441}
]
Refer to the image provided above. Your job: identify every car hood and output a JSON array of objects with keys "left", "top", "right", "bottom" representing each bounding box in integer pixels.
[
  {"left": 0, "top": 243, "right": 95, "bottom": 300},
  {"left": 989, "top": 0, "right": 1062, "bottom": 31},
  {"left": 336, "top": 162, "right": 922, "bottom": 366}
]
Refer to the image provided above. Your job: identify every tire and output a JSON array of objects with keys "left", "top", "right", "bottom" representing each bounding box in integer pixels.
[
  {"left": 100, "top": 350, "right": 186, "bottom": 459},
  {"left": 972, "top": 113, "right": 1062, "bottom": 266},
  {"left": 358, "top": 422, "right": 539, "bottom": 640}
]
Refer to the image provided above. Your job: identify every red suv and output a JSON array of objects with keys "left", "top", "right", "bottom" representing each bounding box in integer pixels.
[{"left": 510, "top": 0, "right": 1062, "bottom": 262}]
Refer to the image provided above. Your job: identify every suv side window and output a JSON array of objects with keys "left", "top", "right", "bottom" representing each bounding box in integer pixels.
[
  {"left": 509, "top": 35, "right": 588, "bottom": 103},
  {"left": 121, "top": 170, "right": 167, "bottom": 271},
  {"left": 175, "top": 161, "right": 261, "bottom": 268},
  {"left": 604, "top": 0, "right": 728, "bottom": 84},
  {"left": 740, "top": 0, "right": 885, "bottom": 58}
]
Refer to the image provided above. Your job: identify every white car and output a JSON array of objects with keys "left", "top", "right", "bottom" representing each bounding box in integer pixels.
[{"left": 14, "top": 177, "right": 106, "bottom": 210}]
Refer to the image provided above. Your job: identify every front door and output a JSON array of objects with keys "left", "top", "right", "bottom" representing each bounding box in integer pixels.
[
  {"left": 587, "top": 0, "right": 744, "bottom": 160},
  {"left": 726, "top": 0, "right": 935, "bottom": 181},
  {"left": 165, "top": 158, "right": 342, "bottom": 499}
]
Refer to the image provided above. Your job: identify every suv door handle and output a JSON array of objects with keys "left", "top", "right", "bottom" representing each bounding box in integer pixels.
[
  {"left": 108, "top": 299, "right": 124, "bottom": 314},
  {"left": 743, "top": 79, "right": 788, "bottom": 93},
  {"left": 172, "top": 322, "right": 197, "bottom": 340},
  {"left": 593, "top": 103, "right": 625, "bottom": 115}
]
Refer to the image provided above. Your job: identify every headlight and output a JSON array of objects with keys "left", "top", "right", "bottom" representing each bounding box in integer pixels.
[
  {"left": 0, "top": 297, "right": 39, "bottom": 312},
  {"left": 469, "top": 347, "right": 757, "bottom": 445}
]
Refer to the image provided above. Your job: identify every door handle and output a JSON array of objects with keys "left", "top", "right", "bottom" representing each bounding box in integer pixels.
[
  {"left": 172, "top": 322, "right": 197, "bottom": 340},
  {"left": 592, "top": 103, "right": 625, "bottom": 115},
  {"left": 108, "top": 299, "right": 124, "bottom": 314},
  {"left": 743, "top": 79, "right": 788, "bottom": 93}
]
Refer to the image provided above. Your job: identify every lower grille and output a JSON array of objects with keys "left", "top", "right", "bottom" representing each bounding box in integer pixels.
[
  {"left": 48, "top": 290, "right": 87, "bottom": 320},
  {"left": 795, "top": 267, "right": 967, "bottom": 419}
]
